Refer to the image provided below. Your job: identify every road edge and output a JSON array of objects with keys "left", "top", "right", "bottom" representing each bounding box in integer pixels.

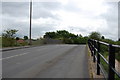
[
  {"left": 87, "top": 44, "right": 104, "bottom": 79},
  {"left": 1, "top": 45, "right": 45, "bottom": 52}
]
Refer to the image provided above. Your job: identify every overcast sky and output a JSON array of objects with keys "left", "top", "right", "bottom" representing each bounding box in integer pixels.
[{"left": 1, "top": 0, "right": 119, "bottom": 40}]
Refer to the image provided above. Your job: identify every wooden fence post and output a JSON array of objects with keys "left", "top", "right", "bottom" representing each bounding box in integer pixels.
[
  {"left": 108, "top": 44, "right": 115, "bottom": 80},
  {"left": 97, "top": 41, "right": 100, "bottom": 75}
]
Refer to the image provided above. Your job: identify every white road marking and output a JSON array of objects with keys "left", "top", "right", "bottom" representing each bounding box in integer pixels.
[{"left": 0, "top": 52, "right": 29, "bottom": 60}]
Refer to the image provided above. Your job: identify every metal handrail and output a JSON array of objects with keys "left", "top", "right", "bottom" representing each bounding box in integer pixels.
[{"left": 88, "top": 39, "right": 120, "bottom": 80}]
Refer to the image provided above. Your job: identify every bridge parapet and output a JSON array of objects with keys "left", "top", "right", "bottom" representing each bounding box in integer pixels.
[{"left": 88, "top": 39, "right": 120, "bottom": 80}]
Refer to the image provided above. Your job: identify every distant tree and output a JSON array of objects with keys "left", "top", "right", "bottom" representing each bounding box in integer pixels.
[
  {"left": 89, "top": 32, "right": 101, "bottom": 40},
  {"left": 44, "top": 32, "right": 56, "bottom": 38},
  {"left": 56, "top": 30, "right": 70, "bottom": 38},
  {"left": 2, "top": 29, "right": 18, "bottom": 47},
  {"left": 43, "top": 30, "right": 88, "bottom": 44},
  {"left": 101, "top": 36, "right": 105, "bottom": 39},
  {"left": 16, "top": 37, "right": 19, "bottom": 40},
  {"left": 24, "top": 36, "right": 28, "bottom": 40},
  {"left": 79, "top": 34, "right": 82, "bottom": 37},
  {"left": 2, "top": 29, "right": 18, "bottom": 38}
]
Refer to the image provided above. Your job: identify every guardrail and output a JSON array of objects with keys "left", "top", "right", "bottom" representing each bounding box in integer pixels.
[{"left": 88, "top": 39, "right": 120, "bottom": 80}]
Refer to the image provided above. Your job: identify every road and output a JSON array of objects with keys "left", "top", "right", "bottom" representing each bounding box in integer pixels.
[{"left": 2, "top": 44, "right": 89, "bottom": 78}]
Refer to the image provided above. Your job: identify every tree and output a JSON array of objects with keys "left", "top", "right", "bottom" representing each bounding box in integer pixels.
[
  {"left": 79, "top": 34, "right": 82, "bottom": 37},
  {"left": 57, "top": 30, "right": 70, "bottom": 38},
  {"left": 2, "top": 29, "right": 18, "bottom": 47},
  {"left": 44, "top": 32, "right": 57, "bottom": 38},
  {"left": 89, "top": 32, "right": 101, "bottom": 40},
  {"left": 2, "top": 29, "right": 18, "bottom": 38},
  {"left": 43, "top": 30, "right": 88, "bottom": 44},
  {"left": 16, "top": 37, "right": 19, "bottom": 40},
  {"left": 24, "top": 36, "right": 28, "bottom": 40},
  {"left": 101, "top": 36, "right": 105, "bottom": 39}
]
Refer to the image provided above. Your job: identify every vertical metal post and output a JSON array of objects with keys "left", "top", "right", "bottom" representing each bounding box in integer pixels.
[
  {"left": 29, "top": 0, "right": 32, "bottom": 45},
  {"left": 91, "top": 40, "right": 94, "bottom": 56},
  {"left": 97, "top": 41, "right": 100, "bottom": 75},
  {"left": 93, "top": 40, "right": 96, "bottom": 62},
  {"left": 108, "top": 44, "right": 115, "bottom": 80},
  {"left": 89, "top": 40, "right": 93, "bottom": 56}
]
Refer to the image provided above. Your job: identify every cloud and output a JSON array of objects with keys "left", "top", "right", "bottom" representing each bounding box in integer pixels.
[
  {"left": 2, "top": 2, "right": 61, "bottom": 38},
  {"left": 1, "top": 0, "right": 119, "bottom": 40},
  {"left": 32, "top": 2, "right": 62, "bottom": 19},
  {"left": 2, "top": 2, "right": 29, "bottom": 18},
  {"left": 99, "top": 2, "right": 118, "bottom": 40}
]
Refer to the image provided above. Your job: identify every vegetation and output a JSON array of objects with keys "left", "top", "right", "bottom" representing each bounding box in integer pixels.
[
  {"left": 43, "top": 30, "right": 88, "bottom": 44},
  {"left": 88, "top": 33, "right": 120, "bottom": 79},
  {"left": 89, "top": 31, "right": 101, "bottom": 40},
  {"left": 2, "top": 29, "right": 18, "bottom": 47},
  {"left": 24, "top": 36, "right": 28, "bottom": 40},
  {"left": 1, "top": 29, "right": 45, "bottom": 47},
  {"left": 1, "top": 29, "right": 120, "bottom": 49}
]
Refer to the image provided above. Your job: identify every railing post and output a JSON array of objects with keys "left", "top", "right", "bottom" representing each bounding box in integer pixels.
[
  {"left": 91, "top": 40, "right": 94, "bottom": 56},
  {"left": 88, "top": 40, "right": 92, "bottom": 55},
  {"left": 108, "top": 44, "right": 115, "bottom": 80},
  {"left": 93, "top": 40, "right": 96, "bottom": 62},
  {"left": 97, "top": 41, "right": 100, "bottom": 75}
]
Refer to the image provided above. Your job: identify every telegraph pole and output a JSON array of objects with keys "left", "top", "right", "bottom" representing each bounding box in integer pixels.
[{"left": 29, "top": 0, "right": 32, "bottom": 45}]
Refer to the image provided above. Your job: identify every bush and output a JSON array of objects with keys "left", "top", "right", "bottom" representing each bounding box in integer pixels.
[{"left": 2, "top": 37, "right": 16, "bottom": 47}]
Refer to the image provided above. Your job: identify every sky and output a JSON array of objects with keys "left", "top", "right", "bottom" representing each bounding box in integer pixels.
[{"left": 1, "top": 0, "right": 119, "bottom": 40}]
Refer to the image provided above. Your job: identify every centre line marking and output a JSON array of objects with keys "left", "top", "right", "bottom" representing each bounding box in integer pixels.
[{"left": 0, "top": 52, "right": 29, "bottom": 60}]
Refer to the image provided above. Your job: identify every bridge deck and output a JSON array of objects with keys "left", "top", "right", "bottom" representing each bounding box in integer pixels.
[{"left": 2, "top": 45, "right": 89, "bottom": 78}]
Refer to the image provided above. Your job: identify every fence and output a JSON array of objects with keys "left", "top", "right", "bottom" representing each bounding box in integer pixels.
[{"left": 88, "top": 39, "right": 120, "bottom": 80}]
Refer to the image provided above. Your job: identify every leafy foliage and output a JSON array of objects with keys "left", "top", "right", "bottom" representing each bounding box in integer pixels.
[
  {"left": 2, "top": 29, "right": 18, "bottom": 47},
  {"left": 24, "top": 36, "right": 28, "bottom": 40},
  {"left": 43, "top": 30, "right": 88, "bottom": 44},
  {"left": 2, "top": 29, "right": 18, "bottom": 38},
  {"left": 16, "top": 37, "right": 19, "bottom": 40},
  {"left": 89, "top": 32, "right": 101, "bottom": 40}
]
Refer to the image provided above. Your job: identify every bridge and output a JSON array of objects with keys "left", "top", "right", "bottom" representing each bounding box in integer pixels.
[{"left": 1, "top": 40, "right": 120, "bottom": 80}]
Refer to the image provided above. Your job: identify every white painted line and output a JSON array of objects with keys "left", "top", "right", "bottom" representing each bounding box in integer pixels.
[{"left": 0, "top": 52, "right": 29, "bottom": 60}]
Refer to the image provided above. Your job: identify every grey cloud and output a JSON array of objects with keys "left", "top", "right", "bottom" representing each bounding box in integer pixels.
[
  {"left": 98, "top": 2, "right": 118, "bottom": 40},
  {"left": 100, "top": 2, "right": 118, "bottom": 22},
  {"left": 1, "top": 1, "right": 119, "bottom": 40},
  {"left": 37, "top": 2, "right": 62, "bottom": 11},
  {"left": 63, "top": 1, "right": 81, "bottom": 13},
  {"left": 2, "top": 17, "right": 29, "bottom": 37},
  {"left": 68, "top": 26, "right": 91, "bottom": 36},
  {"left": 2, "top": 2, "right": 62, "bottom": 19},
  {"left": 2, "top": 2, "right": 29, "bottom": 18},
  {"left": 32, "top": 24, "right": 56, "bottom": 38},
  {"left": 2, "top": 2, "right": 62, "bottom": 38},
  {"left": 32, "top": 2, "right": 61, "bottom": 19},
  {"left": 2, "top": 14, "right": 57, "bottom": 38}
]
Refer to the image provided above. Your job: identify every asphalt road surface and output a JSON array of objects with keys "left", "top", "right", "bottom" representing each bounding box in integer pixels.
[{"left": 2, "top": 44, "right": 89, "bottom": 78}]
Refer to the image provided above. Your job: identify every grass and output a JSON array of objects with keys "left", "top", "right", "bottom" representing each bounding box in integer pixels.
[
  {"left": 99, "top": 50, "right": 120, "bottom": 80},
  {"left": 100, "top": 56, "right": 108, "bottom": 75},
  {"left": 99, "top": 53, "right": 120, "bottom": 80},
  {"left": 31, "top": 39, "right": 44, "bottom": 46},
  {"left": 1, "top": 36, "right": 45, "bottom": 48},
  {"left": 2, "top": 39, "right": 45, "bottom": 48}
]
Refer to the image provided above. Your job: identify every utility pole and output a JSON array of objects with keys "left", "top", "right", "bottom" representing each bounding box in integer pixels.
[{"left": 29, "top": 0, "right": 32, "bottom": 45}]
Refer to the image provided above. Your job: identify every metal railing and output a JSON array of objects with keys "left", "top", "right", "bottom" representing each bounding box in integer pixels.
[{"left": 88, "top": 39, "right": 120, "bottom": 80}]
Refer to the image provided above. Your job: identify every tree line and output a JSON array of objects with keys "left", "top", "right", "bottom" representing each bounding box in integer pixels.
[
  {"left": 43, "top": 30, "right": 120, "bottom": 45},
  {"left": 1, "top": 29, "right": 120, "bottom": 47}
]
